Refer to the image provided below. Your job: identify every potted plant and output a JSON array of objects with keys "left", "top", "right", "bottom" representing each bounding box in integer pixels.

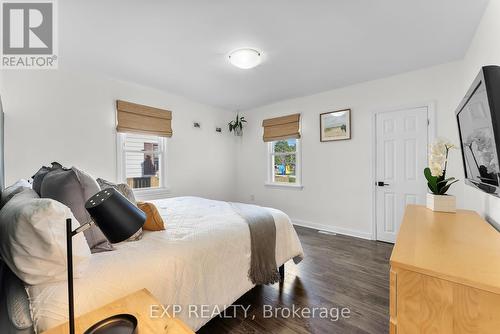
[
  {"left": 424, "top": 138, "right": 459, "bottom": 212},
  {"left": 228, "top": 114, "right": 246, "bottom": 136}
]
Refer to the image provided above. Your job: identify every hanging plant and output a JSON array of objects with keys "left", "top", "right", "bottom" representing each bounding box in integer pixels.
[{"left": 228, "top": 113, "right": 247, "bottom": 136}]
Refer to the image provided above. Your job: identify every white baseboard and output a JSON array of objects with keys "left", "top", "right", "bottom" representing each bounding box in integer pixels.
[{"left": 291, "top": 218, "right": 374, "bottom": 240}]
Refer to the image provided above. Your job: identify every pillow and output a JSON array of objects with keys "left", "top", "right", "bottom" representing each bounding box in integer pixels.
[
  {"left": 96, "top": 178, "right": 143, "bottom": 241},
  {"left": 0, "top": 179, "right": 32, "bottom": 210},
  {"left": 8, "top": 187, "right": 39, "bottom": 202},
  {"left": 96, "top": 178, "right": 137, "bottom": 204},
  {"left": 73, "top": 167, "right": 102, "bottom": 200},
  {"left": 137, "top": 202, "right": 165, "bottom": 231},
  {"left": 4, "top": 268, "right": 33, "bottom": 330},
  {"left": 40, "top": 167, "right": 113, "bottom": 253},
  {"left": 9, "top": 179, "right": 31, "bottom": 189},
  {"left": 31, "top": 162, "right": 62, "bottom": 195},
  {"left": 0, "top": 195, "right": 91, "bottom": 285}
]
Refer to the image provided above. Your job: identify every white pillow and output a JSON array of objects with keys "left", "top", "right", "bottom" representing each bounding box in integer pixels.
[
  {"left": 0, "top": 195, "right": 91, "bottom": 285},
  {"left": 10, "top": 179, "right": 32, "bottom": 188}
]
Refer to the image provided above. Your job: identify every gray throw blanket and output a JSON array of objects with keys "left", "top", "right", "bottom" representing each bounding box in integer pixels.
[{"left": 232, "top": 203, "right": 280, "bottom": 285}]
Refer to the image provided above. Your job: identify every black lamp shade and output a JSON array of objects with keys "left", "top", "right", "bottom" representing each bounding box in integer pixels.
[{"left": 85, "top": 188, "right": 145, "bottom": 243}]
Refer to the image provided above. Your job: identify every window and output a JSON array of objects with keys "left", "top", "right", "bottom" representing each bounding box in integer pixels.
[
  {"left": 117, "top": 133, "right": 168, "bottom": 193},
  {"left": 268, "top": 138, "right": 301, "bottom": 186}
]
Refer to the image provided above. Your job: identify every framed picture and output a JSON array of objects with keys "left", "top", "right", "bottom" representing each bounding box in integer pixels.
[{"left": 320, "top": 109, "right": 351, "bottom": 142}]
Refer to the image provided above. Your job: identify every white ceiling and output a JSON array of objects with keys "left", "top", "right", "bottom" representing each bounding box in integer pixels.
[{"left": 61, "top": 0, "right": 489, "bottom": 110}]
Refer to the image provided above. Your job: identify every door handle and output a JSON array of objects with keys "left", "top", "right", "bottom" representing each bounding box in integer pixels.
[{"left": 377, "top": 181, "right": 390, "bottom": 187}]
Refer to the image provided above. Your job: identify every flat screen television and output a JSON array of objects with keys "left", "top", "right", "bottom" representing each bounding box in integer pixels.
[{"left": 456, "top": 65, "right": 500, "bottom": 196}]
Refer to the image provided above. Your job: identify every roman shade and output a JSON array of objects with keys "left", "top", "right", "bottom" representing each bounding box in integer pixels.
[
  {"left": 116, "top": 100, "right": 172, "bottom": 137},
  {"left": 262, "top": 113, "right": 301, "bottom": 142}
]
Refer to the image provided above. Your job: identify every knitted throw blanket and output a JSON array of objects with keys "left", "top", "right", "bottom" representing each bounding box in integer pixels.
[{"left": 231, "top": 203, "right": 280, "bottom": 285}]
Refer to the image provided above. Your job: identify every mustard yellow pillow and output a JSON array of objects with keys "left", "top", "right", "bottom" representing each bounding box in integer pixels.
[{"left": 137, "top": 202, "right": 165, "bottom": 231}]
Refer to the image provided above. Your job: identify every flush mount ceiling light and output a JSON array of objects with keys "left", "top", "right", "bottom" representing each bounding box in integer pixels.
[{"left": 228, "top": 48, "right": 262, "bottom": 69}]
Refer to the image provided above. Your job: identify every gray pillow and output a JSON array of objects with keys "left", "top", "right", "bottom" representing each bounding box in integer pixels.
[
  {"left": 96, "top": 178, "right": 137, "bottom": 204},
  {"left": 32, "top": 162, "right": 62, "bottom": 196},
  {"left": 96, "top": 178, "right": 143, "bottom": 241},
  {"left": 73, "top": 167, "right": 102, "bottom": 200},
  {"left": 40, "top": 167, "right": 113, "bottom": 253}
]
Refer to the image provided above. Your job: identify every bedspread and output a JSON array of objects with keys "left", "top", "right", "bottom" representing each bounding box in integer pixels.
[{"left": 27, "top": 196, "right": 304, "bottom": 332}]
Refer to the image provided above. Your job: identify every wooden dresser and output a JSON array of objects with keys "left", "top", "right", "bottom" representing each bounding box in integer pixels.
[{"left": 390, "top": 205, "right": 500, "bottom": 334}]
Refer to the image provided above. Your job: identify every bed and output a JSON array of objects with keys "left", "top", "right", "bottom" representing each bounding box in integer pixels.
[{"left": 27, "top": 196, "right": 304, "bottom": 332}]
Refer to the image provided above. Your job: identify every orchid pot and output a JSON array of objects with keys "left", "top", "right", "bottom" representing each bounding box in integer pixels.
[
  {"left": 424, "top": 138, "right": 459, "bottom": 213},
  {"left": 426, "top": 193, "right": 456, "bottom": 213}
]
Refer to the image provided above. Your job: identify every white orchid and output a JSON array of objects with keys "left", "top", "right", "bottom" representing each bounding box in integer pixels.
[
  {"left": 430, "top": 162, "right": 443, "bottom": 177},
  {"left": 428, "top": 138, "right": 455, "bottom": 177},
  {"left": 425, "top": 138, "right": 459, "bottom": 195}
]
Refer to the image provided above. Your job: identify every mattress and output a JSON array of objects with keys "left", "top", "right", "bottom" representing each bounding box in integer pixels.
[{"left": 27, "top": 196, "right": 304, "bottom": 332}]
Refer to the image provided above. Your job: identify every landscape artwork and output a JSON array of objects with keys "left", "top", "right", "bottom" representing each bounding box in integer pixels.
[{"left": 320, "top": 109, "right": 351, "bottom": 141}]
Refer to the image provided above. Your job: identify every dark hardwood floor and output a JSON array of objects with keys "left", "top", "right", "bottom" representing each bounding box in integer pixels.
[{"left": 198, "top": 226, "right": 394, "bottom": 334}]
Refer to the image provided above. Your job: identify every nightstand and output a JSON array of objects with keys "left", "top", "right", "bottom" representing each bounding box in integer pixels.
[{"left": 42, "top": 289, "right": 194, "bottom": 334}]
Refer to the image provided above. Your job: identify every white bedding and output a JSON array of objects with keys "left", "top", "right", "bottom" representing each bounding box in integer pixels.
[{"left": 27, "top": 196, "right": 304, "bottom": 332}]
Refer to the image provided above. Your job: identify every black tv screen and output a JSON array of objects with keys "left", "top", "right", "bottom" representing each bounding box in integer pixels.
[{"left": 456, "top": 66, "right": 500, "bottom": 195}]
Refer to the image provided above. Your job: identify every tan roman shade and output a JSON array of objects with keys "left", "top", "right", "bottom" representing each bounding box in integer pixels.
[
  {"left": 116, "top": 100, "right": 172, "bottom": 137},
  {"left": 262, "top": 113, "right": 301, "bottom": 142}
]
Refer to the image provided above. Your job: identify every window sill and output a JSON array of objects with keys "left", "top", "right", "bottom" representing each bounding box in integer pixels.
[
  {"left": 133, "top": 187, "right": 171, "bottom": 201},
  {"left": 264, "top": 182, "right": 304, "bottom": 190}
]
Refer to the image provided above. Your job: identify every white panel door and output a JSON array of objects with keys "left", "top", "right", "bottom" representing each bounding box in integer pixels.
[{"left": 375, "top": 107, "right": 428, "bottom": 243}]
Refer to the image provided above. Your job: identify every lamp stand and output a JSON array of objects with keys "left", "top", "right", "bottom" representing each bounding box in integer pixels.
[
  {"left": 66, "top": 218, "right": 75, "bottom": 334},
  {"left": 66, "top": 218, "right": 93, "bottom": 334},
  {"left": 65, "top": 188, "right": 145, "bottom": 334}
]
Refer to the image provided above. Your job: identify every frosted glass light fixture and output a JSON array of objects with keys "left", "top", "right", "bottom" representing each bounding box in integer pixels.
[{"left": 228, "top": 48, "right": 261, "bottom": 69}]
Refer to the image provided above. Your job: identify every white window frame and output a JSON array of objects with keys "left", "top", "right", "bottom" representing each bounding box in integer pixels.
[
  {"left": 265, "top": 138, "right": 303, "bottom": 189},
  {"left": 116, "top": 132, "right": 170, "bottom": 199}
]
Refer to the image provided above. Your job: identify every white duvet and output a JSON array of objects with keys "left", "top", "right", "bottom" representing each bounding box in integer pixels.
[{"left": 27, "top": 197, "right": 304, "bottom": 332}]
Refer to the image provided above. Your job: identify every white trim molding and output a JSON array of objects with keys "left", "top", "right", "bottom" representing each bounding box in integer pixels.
[
  {"left": 266, "top": 138, "right": 303, "bottom": 188},
  {"left": 264, "top": 182, "right": 304, "bottom": 190},
  {"left": 116, "top": 132, "right": 169, "bottom": 198},
  {"left": 134, "top": 187, "right": 171, "bottom": 201},
  {"left": 292, "top": 218, "right": 373, "bottom": 240}
]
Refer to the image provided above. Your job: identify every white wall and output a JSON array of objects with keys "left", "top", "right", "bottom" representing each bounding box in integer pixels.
[
  {"left": 235, "top": 0, "right": 500, "bottom": 239},
  {"left": 0, "top": 70, "right": 237, "bottom": 201},
  {"left": 1, "top": 0, "right": 499, "bottom": 238},
  {"left": 458, "top": 0, "right": 500, "bottom": 224},
  {"left": 235, "top": 62, "right": 464, "bottom": 239}
]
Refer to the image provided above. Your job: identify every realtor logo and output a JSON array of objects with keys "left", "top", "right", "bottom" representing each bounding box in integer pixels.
[{"left": 1, "top": 0, "right": 58, "bottom": 69}]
